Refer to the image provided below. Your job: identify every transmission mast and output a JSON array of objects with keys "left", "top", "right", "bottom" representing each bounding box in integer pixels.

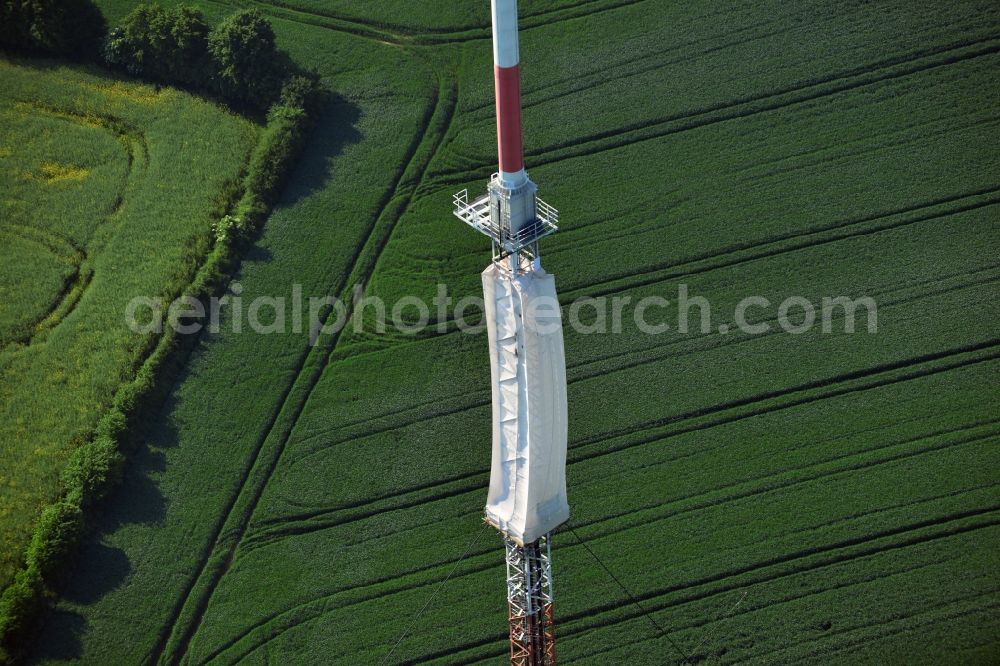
[{"left": 453, "top": 2, "right": 569, "bottom": 664}]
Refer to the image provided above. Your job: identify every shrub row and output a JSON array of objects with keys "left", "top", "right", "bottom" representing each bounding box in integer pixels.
[{"left": 0, "top": 76, "right": 322, "bottom": 664}]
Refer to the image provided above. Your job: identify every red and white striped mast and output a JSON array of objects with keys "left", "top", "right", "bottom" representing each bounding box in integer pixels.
[
  {"left": 453, "top": 2, "right": 568, "bottom": 666},
  {"left": 492, "top": 0, "right": 527, "bottom": 189}
]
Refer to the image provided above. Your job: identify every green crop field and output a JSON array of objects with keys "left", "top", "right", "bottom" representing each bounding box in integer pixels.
[
  {"left": 0, "top": 57, "right": 258, "bottom": 592},
  {"left": 17, "top": 0, "right": 1000, "bottom": 664}
]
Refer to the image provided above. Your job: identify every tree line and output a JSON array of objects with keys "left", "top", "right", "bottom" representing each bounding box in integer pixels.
[{"left": 1, "top": 1, "right": 320, "bottom": 111}]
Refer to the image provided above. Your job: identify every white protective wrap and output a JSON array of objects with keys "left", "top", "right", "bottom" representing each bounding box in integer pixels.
[{"left": 482, "top": 261, "right": 569, "bottom": 545}]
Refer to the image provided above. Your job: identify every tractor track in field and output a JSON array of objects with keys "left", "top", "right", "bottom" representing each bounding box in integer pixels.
[
  {"left": 732, "top": 114, "right": 1000, "bottom": 186},
  {"left": 205, "top": 496, "right": 1000, "bottom": 664},
  {"left": 458, "top": 20, "right": 776, "bottom": 118},
  {"left": 279, "top": 252, "right": 1000, "bottom": 466},
  {"left": 238, "top": 0, "right": 652, "bottom": 46},
  {"left": 241, "top": 401, "right": 1000, "bottom": 559},
  {"left": 515, "top": 0, "right": 988, "bottom": 124},
  {"left": 244, "top": 364, "right": 1000, "bottom": 551},
  {"left": 460, "top": 12, "right": 993, "bottom": 121},
  {"left": 203, "top": 374, "right": 995, "bottom": 655},
  {"left": 457, "top": 2, "right": 850, "bottom": 119},
  {"left": 775, "top": 597, "right": 1000, "bottom": 665},
  {"left": 153, "top": 60, "right": 459, "bottom": 666},
  {"left": 356, "top": 177, "right": 1000, "bottom": 358},
  {"left": 569, "top": 340, "right": 1000, "bottom": 469},
  {"left": 539, "top": 559, "right": 941, "bottom": 663},
  {"left": 414, "top": 506, "right": 1000, "bottom": 664},
  {"left": 224, "top": 505, "right": 958, "bottom": 666},
  {"left": 566, "top": 187, "right": 1000, "bottom": 301},
  {"left": 244, "top": 274, "right": 1000, "bottom": 547},
  {"left": 475, "top": 556, "right": 1000, "bottom": 664},
  {"left": 1, "top": 222, "right": 82, "bottom": 259},
  {"left": 529, "top": 184, "right": 1000, "bottom": 303},
  {"left": 735, "top": 589, "right": 1000, "bottom": 665},
  {"left": 565, "top": 266, "right": 1000, "bottom": 381},
  {"left": 354, "top": 422, "right": 1000, "bottom": 570},
  {"left": 325, "top": 187, "right": 1000, "bottom": 381},
  {"left": 429, "top": 35, "right": 1000, "bottom": 188},
  {"left": 0, "top": 103, "right": 147, "bottom": 351},
  {"left": 0, "top": 224, "right": 88, "bottom": 350},
  {"left": 236, "top": 424, "right": 1000, "bottom": 617},
  {"left": 567, "top": 566, "right": 1000, "bottom": 665},
  {"left": 564, "top": 426, "right": 1000, "bottom": 550},
  {"left": 286, "top": 0, "right": 648, "bottom": 46},
  {"left": 235, "top": 343, "right": 1000, "bottom": 569},
  {"left": 251, "top": 390, "right": 979, "bottom": 535},
  {"left": 572, "top": 338, "right": 1000, "bottom": 451}
]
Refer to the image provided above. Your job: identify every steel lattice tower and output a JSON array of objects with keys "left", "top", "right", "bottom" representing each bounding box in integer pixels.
[{"left": 504, "top": 535, "right": 557, "bottom": 665}]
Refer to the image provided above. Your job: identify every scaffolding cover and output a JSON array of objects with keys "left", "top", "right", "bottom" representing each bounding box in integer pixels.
[{"left": 483, "top": 260, "right": 569, "bottom": 545}]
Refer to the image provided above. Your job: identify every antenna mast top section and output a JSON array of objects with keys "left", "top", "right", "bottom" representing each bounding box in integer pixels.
[
  {"left": 491, "top": 0, "right": 525, "bottom": 187},
  {"left": 453, "top": 0, "right": 559, "bottom": 268}
]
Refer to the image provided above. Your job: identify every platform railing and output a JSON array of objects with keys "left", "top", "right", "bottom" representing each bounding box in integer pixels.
[{"left": 454, "top": 188, "right": 559, "bottom": 254}]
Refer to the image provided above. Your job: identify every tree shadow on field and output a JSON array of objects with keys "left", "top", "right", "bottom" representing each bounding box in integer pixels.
[
  {"left": 243, "top": 243, "right": 273, "bottom": 265},
  {"left": 26, "top": 609, "right": 84, "bottom": 662},
  {"left": 26, "top": 427, "right": 172, "bottom": 663},
  {"left": 29, "top": 541, "right": 131, "bottom": 662},
  {"left": 277, "top": 91, "right": 362, "bottom": 208}
]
